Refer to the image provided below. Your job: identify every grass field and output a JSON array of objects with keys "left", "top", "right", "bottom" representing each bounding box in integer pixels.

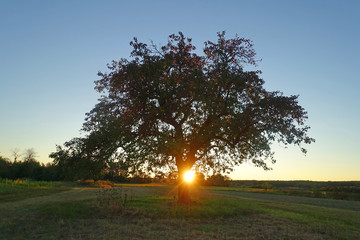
[{"left": 1, "top": 181, "right": 360, "bottom": 239}]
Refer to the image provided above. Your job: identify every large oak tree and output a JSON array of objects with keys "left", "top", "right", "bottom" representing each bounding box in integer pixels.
[{"left": 71, "top": 32, "right": 314, "bottom": 203}]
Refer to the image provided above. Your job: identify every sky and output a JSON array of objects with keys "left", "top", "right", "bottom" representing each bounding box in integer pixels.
[{"left": 0, "top": 0, "right": 359, "bottom": 181}]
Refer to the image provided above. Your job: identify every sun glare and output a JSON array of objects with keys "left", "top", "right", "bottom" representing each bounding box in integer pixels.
[{"left": 184, "top": 170, "right": 195, "bottom": 183}]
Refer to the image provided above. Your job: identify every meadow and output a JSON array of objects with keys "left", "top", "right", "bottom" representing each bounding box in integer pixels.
[{"left": 1, "top": 179, "right": 360, "bottom": 239}]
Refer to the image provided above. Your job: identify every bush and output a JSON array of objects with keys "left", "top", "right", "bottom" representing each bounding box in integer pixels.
[
  {"left": 251, "top": 182, "right": 273, "bottom": 190},
  {"left": 96, "top": 187, "right": 135, "bottom": 214},
  {"left": 205, "top": 174, "right": 230, "bottom": 187}
]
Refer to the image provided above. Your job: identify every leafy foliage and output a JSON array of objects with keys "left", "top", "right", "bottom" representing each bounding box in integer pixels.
[
  {"left": 49, "top": 138, "right": 108, "bottom": 181},
  {"left": 0, "top": 154, "right": 59, "bottom": 181},
  {"left": 81, "top": 31, "right": 313, "bottom": 177}
]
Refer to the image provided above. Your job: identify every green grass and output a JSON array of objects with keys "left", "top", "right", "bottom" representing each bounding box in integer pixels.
[
  {"left": 38, "top": 200, "right": 94, "bottom": 219},
  {"left": 1, "top": 182, "right": 360, "bottom": 239},
  {"left": 0, "top": 178, "right": 73, "bottom": 202},
  {"left": 127, "top": 196, "right": 257, "bottom": 219},
  {"left": 126, "top": 194, "right": 360, "bottom": 235},
  {"left": 0, "top": 178, "right": 65, "bottom": 189}
]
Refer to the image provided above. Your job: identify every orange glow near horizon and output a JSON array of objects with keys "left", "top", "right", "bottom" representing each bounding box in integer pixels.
[{"left": 184, "top": 170, "right": 195, "bottom": 183}]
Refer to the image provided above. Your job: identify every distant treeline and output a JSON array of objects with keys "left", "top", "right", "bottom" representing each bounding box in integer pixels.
[
  {"left": 0, "top": 156, "right": 155, "bottom": 182},
  {"left": 232, "top": 180, "right": 360, "bottom": 189},
  {"left": 231, "top": 180, "right": 360, "bottom": 201},
  {"left": 0, "top": 154, "right": 157, "bottom": 182},
  {"left": 0, "top": 156, "right": 59, "bottom": 181},
  {"left": 0, "top": 156, "right": 231, "bottom": 186}
]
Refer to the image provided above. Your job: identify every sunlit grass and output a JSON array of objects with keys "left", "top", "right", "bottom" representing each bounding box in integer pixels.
[
  {"left": 0, "top": 178, "right": 71, "bottom": 202},
  {"left": 0, "top": 178, "right": 61, "bottom": 188}
]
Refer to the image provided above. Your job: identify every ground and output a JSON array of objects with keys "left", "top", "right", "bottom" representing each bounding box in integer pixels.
[{"left": 1, "top": 182, "right": 360, "bottom": 239}]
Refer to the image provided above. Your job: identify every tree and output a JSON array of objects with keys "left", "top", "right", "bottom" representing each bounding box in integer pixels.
[
  {"left": 206, "top": 174, "right": 231, "bottom": 187},
  {"left": 49, "top": 137, "right": 107, "bottom": 181},
  {"left": 70, "top": 32, "right": 314, "bottom": 203},
  {"left": 23, "top": 148, "right": 37, "bottom": 162},
  {"left": 0, "top": 155, "right": 11, "bottom": 178},
  {"left": 11, "top": 148, "right": 22, "bottom": 163}
]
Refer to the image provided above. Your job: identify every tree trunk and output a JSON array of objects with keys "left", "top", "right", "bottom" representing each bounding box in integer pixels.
[
  {"left": 177, "top": 167, "right": 191, "bottom": 204},
  {"left": 178, "top": 181, "right": 191, "bottom": 204}
]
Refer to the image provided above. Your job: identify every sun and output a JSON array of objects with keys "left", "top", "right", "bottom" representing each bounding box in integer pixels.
[{"left": 184, "top": 170, "right": 195, "bottom": 183}]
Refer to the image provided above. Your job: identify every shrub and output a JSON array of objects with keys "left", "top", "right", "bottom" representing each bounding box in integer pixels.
[
  {"left": 205, "top": 174, "right": 230, "bottom": 187},
  {"left": 96, "top": 187, "right": 135, "bottom": 214}
]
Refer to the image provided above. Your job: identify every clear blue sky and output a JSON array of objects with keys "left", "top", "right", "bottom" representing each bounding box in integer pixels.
[{"left": 1, "top": 0, "right": 359, "bottom": 180}]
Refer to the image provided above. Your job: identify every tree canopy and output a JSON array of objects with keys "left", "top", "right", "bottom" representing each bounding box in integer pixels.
[{"left": 52, "top": 31, "right": 314, "bottom": 203}]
